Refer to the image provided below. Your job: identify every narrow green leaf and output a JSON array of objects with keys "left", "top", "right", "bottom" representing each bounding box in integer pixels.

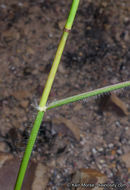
[{"left": 47, "top": 81, "right": 130, "bottom": 110}]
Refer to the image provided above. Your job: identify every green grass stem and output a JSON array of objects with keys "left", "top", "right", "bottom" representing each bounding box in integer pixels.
[
  {"left": 14, "top": 1, "right": 80, "bottom": 189},
  {"left": 47, "top": 81, "right": 130, "bottom": 110},
  {"left": 14, "top": 111, "right": 44, "bottom": 189}
]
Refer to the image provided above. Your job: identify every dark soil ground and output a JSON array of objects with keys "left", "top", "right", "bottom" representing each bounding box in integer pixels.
[{"left": 0, "top": 0, "right": 130, "bottom": 189}]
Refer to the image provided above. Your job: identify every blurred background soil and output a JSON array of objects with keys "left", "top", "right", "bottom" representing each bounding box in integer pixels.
[{"left": 0, "top": 0, "right": 130, "bottom": 189}]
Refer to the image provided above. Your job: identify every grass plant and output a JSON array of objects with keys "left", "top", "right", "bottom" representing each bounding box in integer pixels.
[{"left": 14, "top": 0, "right": 130, "bottom": 189}]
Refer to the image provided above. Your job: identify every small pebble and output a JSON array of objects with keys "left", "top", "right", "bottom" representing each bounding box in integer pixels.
[
  {"left": 115, "top": 121, "right": 121, "bottom": 127},
  {"left": 10, "top": 66, "right": 15, "bottom": 71},
  {"left": 18, "top": 2, "right": 23, "bottom": 6},
  {"left": 108, "top": 143, "right": 114, "bottom": 148},
  {"left": 117, "top": 149, "right": 122, "bottom": 155},
  {"left": 48, "top": 33, "right": 53, "bottom": 38},
  {"left": 92, "top": 148, "right": 97, "bottom": 154},
  {"left": 80, "top": 139, "right": 86, "bottom": 145},
  {"left": 58, "top": 20, "right": 66, "bottom": 30},
  {"left": 97, "top": 164, "right": 102, "bottom": 170},
  {"left": 0, "top": 4, "right": 6, "bottom": 8},
  {"left": 20, "top": 100, "right": 29, "bottom": 108},
  {"left": 100, "top": 159, "right": 105, "bottom": 164},
  {"left": 57, "top": 175, "right": 60, "bottom": 179},
  {"left": 98, "top": 147, "right": 104, "bottom": 152}
]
